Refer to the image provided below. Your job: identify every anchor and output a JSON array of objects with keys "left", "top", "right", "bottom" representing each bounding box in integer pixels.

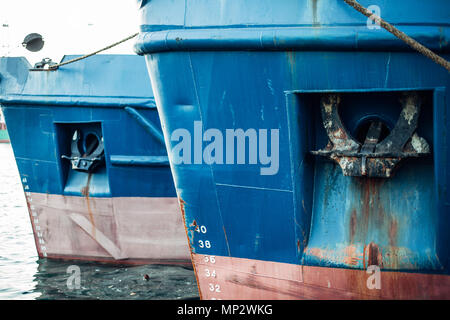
[
  {"left": 311, "top": 93, "right": 430, "bottom": 178},
  {"left": 62, "top": 130, "right": 105, "bottom": 173}
]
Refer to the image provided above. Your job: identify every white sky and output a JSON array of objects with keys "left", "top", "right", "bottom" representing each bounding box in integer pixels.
[{"left": 0, "top": 0, "right": 140, "bottom": 64}]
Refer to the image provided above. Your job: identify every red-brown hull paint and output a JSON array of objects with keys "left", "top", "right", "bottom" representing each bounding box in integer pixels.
[
  {"left": 26, "top": 192, "right": 191, "bottom": 266},
  {"left": 192, "top": 254, "right": 450, "bottom": 300}
]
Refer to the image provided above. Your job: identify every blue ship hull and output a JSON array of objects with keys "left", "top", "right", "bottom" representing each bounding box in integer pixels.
[
  {"left": 136, "top": 0, "right": 450, "bottom": 298},
  {"left": 0, "top": 55, "right": 190, "bottom": 265}
]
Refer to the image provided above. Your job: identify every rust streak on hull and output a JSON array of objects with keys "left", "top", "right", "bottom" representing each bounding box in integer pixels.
[
  {"left": 178, "top": 196, "right": 201, "bottom": 298},
  {"left": 81, "top": 173, "right": 95, "bottom": 238}
]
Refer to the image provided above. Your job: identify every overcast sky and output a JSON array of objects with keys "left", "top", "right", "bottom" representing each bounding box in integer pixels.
[{"left": 0, "top": 0, "right": 139, "bottom": 64}]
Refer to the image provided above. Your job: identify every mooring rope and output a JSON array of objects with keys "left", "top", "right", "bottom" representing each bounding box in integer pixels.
[
  {"left": 343, "top": 0, "right": 450, "bottom": 72},
  {"left": 39, "top": 32, "right": 139, "bottom": 71}
]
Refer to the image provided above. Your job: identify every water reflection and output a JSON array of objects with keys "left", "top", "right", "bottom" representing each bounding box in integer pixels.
[
  {"left": 33, "top": 259, "right": 199, "bottom": 300},
  {"left": 0, "top": 143, "right": 39, "bottom": 300}
]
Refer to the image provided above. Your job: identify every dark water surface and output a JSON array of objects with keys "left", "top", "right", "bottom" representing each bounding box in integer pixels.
[{"left": 0, "top": 143, "right": 199, "bottom": 300}]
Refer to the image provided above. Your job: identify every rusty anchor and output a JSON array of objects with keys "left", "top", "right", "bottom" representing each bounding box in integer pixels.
[{"left": 311, "top": 93, "right": 430, "bottom": 178}]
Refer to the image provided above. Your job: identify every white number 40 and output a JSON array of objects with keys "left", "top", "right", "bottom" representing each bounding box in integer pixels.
[{"left": 196, "top": 225, "right": 207, "bottom": 233}]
